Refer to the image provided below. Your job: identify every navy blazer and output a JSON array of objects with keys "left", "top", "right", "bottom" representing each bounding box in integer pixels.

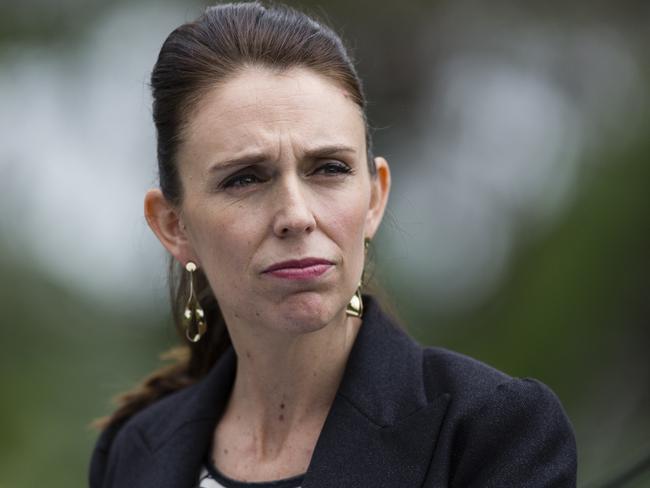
[{"left": 89, "top": 295, "right": 577, "bottom": 487}]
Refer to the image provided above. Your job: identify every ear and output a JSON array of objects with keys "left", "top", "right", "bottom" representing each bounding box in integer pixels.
[
  {"left": 144, "top": 189, "right": 195, "bottom": 265},
  {"left": 365, "top": 156, "right": 391, "bottom": 239}
]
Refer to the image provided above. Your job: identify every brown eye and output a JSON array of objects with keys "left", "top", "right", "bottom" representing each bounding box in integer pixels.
[
  {"left": 315, "top": 161, "right": 352, "bottom": 175},
  {"left": 222, "top": 173, "right": 261, "bottom": 189}
]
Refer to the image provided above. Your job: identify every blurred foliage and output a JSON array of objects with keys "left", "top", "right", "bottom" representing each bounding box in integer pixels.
[
  {"left": 0, "top": 256, "right": 173, "bottom": 487},
  {"left": 1, "top": 0, "right": 649, "bottom": 487},
  {"left": 384, "top": 131, "right": 650, "bottom": 485}
]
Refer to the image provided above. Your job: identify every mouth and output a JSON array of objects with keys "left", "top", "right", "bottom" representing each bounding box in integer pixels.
[{"left": 262, "top": 257, "right": 334, "bottom": 280}]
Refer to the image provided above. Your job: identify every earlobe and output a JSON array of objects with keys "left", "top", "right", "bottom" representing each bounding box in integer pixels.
[
  {"left": 366, "top": 156, "right": 391, "bottom": 239},
  {"left": 143, "top": 189, "right": 193, "bottom": 264}
]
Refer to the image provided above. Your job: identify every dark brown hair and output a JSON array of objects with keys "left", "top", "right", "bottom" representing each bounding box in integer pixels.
[{"left": 96, "top": 0, "right": 376, "bottom": 430}]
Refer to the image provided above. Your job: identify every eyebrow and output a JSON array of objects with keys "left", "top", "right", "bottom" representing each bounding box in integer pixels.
[{"left": 208, "top": 144, "right": 358, "bottom": 173}]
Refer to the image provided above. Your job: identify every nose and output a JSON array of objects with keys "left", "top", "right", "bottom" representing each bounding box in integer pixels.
[{"left": 271, "top": 176, "right": 316, "bottom": 238}]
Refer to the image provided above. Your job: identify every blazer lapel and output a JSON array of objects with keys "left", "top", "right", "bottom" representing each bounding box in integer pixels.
[
  {"left": 303, "top": 296, "right": 450, "bottom": 487},
  {"left": 127, "top": 295, "right": 448, "bottom": 488},
  {"left": 129, "top": 348, "right": 237, "bottom": 488}
]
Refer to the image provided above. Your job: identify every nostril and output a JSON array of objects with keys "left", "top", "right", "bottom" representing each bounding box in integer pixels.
[{"left": 273, "top": 200, "right": 317, "bottom": 236}]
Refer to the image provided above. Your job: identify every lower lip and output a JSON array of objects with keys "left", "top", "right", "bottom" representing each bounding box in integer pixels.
[{"left": 265, "top": 264, "right": 332, "bottom": 280}]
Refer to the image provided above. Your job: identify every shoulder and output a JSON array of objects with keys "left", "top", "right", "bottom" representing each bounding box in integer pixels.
[
  {"left": 420, "top": 345, "right": 570, "bottom": 424},
  {"left": 420, "top": 345, "right": 574, "bottom": 442},
  {"left": 88, "top": 382, "right": 205, "bottom": 488},
  {"left": 421, "top": 346, "right": 511, "bottom": 398},
  {"left": 421, "top": 345, "right": 566, "bottom": 411},
  {"left": 104, "top": 379, "right": 205, "bottom": 444},
  {"left": 419, "top": 346, "right": 577, "bottom": 486},
  {"left": 88, "top": 348, "right": 235, "bottom": 487}
]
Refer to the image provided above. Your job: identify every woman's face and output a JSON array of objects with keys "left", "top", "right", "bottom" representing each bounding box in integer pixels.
[{"left": 148, "top": 66, "right": 390, "bottom": 334}]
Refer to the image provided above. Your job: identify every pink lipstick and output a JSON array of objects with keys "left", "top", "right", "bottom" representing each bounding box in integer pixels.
[{"left": 263, "top": 258, "right": 333, "bottom": 280}]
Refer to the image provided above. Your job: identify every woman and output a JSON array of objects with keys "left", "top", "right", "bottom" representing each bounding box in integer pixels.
[{"left": 90, "top": 2, "right": 577, "bottom": 487}]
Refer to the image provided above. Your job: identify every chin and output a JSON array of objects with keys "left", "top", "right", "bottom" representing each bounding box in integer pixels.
[{"left": 273, "top": 291, "right": 344, "bottom": 334}]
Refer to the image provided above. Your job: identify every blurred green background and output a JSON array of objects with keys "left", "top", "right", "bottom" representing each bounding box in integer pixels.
[{"left": 1, "top": 0, "right": 648, "bottom": 486}]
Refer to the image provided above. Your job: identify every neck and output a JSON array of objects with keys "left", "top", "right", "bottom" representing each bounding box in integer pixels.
[{"left": 220, "top": 308, "right": 362, "bottom": 458}]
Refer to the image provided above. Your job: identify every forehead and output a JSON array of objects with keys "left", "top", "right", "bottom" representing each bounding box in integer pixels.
[{"left": 180, "top": 66, "right": 366, "bottom": 165}]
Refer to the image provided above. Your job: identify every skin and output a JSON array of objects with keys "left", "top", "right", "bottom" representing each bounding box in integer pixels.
[{"left": 144, "top": 65, "right": 391, "bottom": 481}]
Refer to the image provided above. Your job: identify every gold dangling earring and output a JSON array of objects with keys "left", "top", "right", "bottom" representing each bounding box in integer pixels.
[
  {"left": 346, "top": 238, "right": 370, "bottom": 318},
  {"left": 182, "top": 261, "right": 207, "bottom": 342}
]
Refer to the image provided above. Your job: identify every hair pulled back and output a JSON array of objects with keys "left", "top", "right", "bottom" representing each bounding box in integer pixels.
[{"left": 97, "top": 1, "right": 374, "bottom": 430}]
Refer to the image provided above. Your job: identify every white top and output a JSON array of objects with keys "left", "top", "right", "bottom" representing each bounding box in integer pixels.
[{"left": 196, "top": 464, "right": 304, "bottom": 488}]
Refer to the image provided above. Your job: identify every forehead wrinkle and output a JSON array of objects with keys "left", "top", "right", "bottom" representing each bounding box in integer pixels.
[
  {"left": 180, "top": 66, "right": 367, "bottom": 174},
  {"left": 189, "top": 100, "right": 319, "bottom": 155}
]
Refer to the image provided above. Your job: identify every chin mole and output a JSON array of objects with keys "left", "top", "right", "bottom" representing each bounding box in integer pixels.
[
  {"left": 278, "top": 414, "right": 285, "bottom": 421},
  {"left": 280, "top": 402, "right": 285, "bottom": 409}
]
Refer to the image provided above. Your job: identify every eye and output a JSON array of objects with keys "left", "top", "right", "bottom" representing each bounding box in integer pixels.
[
  {"left": 222, "top": 173, "right": 262, "bottom": 189},
  {"left": 314, "top": 161, "right": 353, "bottom": 176}
]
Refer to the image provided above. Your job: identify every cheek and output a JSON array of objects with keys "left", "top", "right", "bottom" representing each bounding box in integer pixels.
[
  {"left": 317, "top": 187, "right": 369, "bottom": 270},
  {"left": 191, "top": 217, "right": 262, "bottom": 311},
  {"left": 329, "top": 182, "right": 369, "bottom": 233},
  {"left": 189, "top": 204, "right": 258, "bottom": 276}
]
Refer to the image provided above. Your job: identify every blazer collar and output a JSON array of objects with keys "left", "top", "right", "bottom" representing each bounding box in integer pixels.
[
  {"left": 302, "top": 295, "right": 450, "bottom": 487},
  {"left": 129, "top": 346, "right": 236, "bottom": 487},
  {"left": 136, "top": 295, "right": 449, "bottom": 487}
]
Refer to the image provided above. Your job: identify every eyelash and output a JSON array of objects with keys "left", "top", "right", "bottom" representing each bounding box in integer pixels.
[
  {"left": 314, "top": 161, "right": 353, "bottom": 177},
  {"left": 221, "top": 161, "right": 353, "bottom": 189},
  {"left": 222, "top": 173, "right": 262, "bottom": 189}
]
